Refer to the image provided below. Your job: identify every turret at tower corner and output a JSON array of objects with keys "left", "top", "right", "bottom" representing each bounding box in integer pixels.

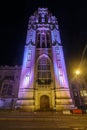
[{"left": 16, "top": 8, "right": 74, "bottom": 111}]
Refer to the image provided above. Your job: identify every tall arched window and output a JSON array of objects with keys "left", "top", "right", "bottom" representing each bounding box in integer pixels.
[
  {"left": 1, "top": 83, "right": 13, "bottom": 96},
  {"left": 36, "top": 31, "right": 51, "bottom": 48},
  {"left": 37, "top": 57, "right": 51, "bottom": 86}
]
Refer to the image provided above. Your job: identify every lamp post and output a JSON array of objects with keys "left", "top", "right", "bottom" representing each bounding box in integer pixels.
[
  {"left": 72, "top": 69, "right": 82, "bottom": 109},
  {"left": 75, "top": 69, "right": 87, "bottom": 110},
  {"left": 71, "top": 44, "right": 87, "bottom": 110}
]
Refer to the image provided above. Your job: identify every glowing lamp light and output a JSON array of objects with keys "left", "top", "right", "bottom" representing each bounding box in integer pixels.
[{"left": 75, "top": 70, "right": 80, "bottom": 75}]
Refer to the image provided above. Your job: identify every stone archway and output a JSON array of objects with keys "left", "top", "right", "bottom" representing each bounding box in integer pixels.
[{"left": 40, "top": 95, "right": 49, "bottom": 110}]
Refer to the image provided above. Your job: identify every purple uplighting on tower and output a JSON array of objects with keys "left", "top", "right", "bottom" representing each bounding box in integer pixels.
[{"left": 16, "top": 8, "right": 74, "bottom": 111}]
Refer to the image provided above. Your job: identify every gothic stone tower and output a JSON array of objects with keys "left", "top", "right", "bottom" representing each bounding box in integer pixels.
[{"left": 16, "top": 8, "right": 74, "bottom": 111}]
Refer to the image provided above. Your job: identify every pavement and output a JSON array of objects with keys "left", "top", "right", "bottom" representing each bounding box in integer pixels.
[{"left": 0, "top": 112, "right": 87, "bottom": 130}]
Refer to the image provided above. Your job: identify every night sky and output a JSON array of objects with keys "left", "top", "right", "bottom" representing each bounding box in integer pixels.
[{"left": 0, "top": 0, "right": 87, "bottom": 78}]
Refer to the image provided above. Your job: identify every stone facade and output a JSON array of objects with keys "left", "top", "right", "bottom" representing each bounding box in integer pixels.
[
  {"left": 0, "top": 8, "right": 75, "bottom": 111},
  {"left": 0, "top": 65, "right": 21, "bottom": 109},
  {"left": 16, "top": 8, "right": 74, "bottom": 111}
]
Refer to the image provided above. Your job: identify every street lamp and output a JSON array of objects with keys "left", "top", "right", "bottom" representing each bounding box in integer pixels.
[
  {"left": 75, "top": 69, "right": 80, "bottom": 76},
  {"left": 74, "top": 69, "right": 87, "bottom": 110},
  {"left": 71, "top": 69, "right": 83, "bottom": 109}
]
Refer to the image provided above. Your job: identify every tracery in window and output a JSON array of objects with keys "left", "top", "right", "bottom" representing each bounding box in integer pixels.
[
  {"left": 36, "top": 31, "right": 51, "bottom": 48},
  {"left": 4, "top": 76, "right": 14, "bottom": 80},
  {"left": 37, "top": 57, "right": 51, "bottom": 85},
  {"left": 1, "top": 84, "right": 13, "bottom": 96}
]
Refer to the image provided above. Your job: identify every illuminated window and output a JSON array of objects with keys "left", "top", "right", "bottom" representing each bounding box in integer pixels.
[
  {"left": 80, "top": 90, "right": 87, "bottom": 96},
  {"left": 37, "top": 57, "right": 51, "bottom": 85}
]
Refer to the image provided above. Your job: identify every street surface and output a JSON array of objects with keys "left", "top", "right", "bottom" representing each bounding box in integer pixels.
[{"left": 0, "top": 112, "right": 87, "bottom": 130}]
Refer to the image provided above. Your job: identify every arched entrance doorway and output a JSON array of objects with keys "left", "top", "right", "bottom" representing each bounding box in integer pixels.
[{"left": 40, "top": 95, "right": 49, "bottom": 110}]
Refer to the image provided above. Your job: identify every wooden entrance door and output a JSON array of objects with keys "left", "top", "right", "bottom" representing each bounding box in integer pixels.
[{"left": 40, "top": 95, "right": 49, "bottom": 110}]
